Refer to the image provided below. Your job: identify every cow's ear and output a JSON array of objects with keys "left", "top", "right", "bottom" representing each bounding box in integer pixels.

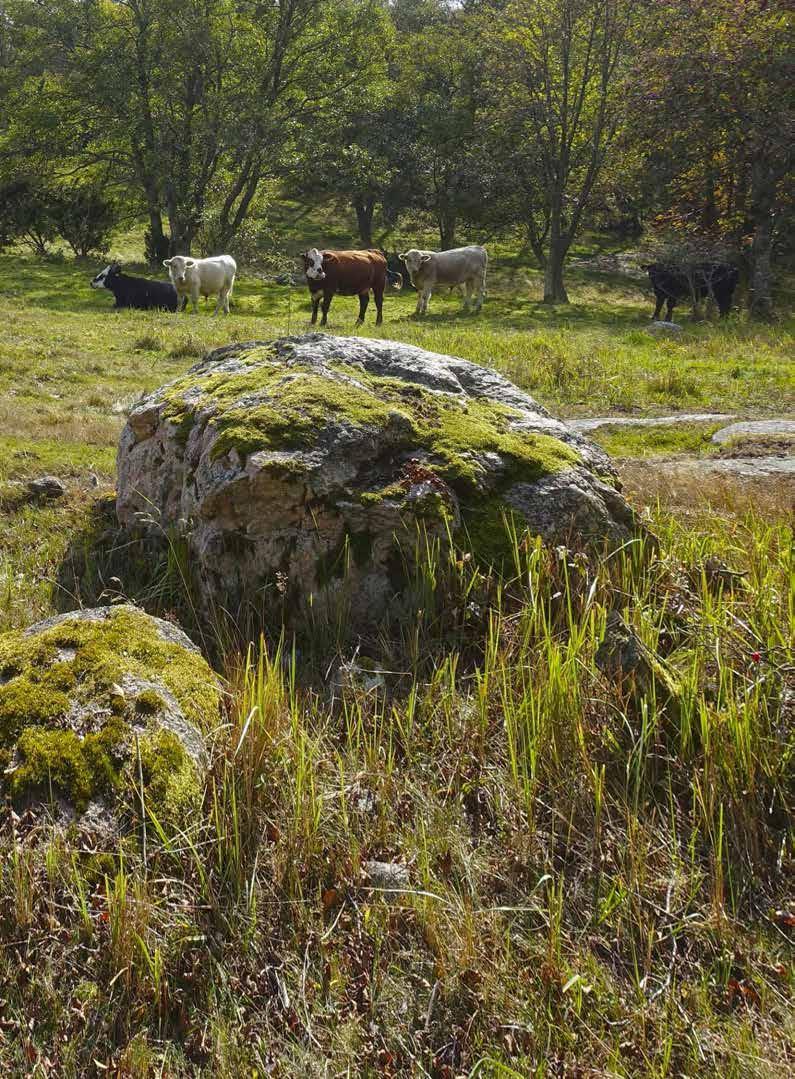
[
  {"left": 163, "top": 259, "right": 172, "bottom": 267},
  {"left": 398, "top": 252, "right": 407, "bottom": 261},
  {"left": 184, "top": 258, "right": 196, "bottom": 267},
  {"left": 420, "top": 254, "right": 432, "bottom": 264}
]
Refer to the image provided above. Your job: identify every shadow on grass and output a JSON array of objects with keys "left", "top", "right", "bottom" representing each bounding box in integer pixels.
[{"left": 55, "top": 496, "right": 205, "bottom": 641}]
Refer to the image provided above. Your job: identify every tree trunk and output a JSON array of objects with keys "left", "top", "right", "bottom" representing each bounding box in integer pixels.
[
  {"left": 543, "top": 214, "right": 569, "bottom": 303},
  {"left": 145, "top": 207, "right": 169, "bottom": 266},
  {"left": 438, "top": 207, "right": 457, "bottom": 250},
  {"left": 543, "top": 251, "right": 568, "bottom": 304},
  {"left": 166, "top": 203, "right": 193, "bottom": 256},
  {"left": 748, "top": 159, "right": 776, "bottom": 319},
  {"left": 354, "top": 197, "right": 375, "bottom": 248}
]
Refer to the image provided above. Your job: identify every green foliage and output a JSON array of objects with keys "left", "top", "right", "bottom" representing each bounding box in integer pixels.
[
  {"left": 0, "top": 177, "right": 58, "bottom": 254},
  {"left": 51, "top": 183, "right": 120, "bottom": 258}
]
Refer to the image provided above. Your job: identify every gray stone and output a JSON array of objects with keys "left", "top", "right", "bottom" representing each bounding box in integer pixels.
[
  {"left": 645, "top": 320, "right": 683, "bottom": 335},
  {"left": 363, "top": 860, "right": 410, "bottom": 892},
  {"left": 116, "top": 334, "right": 642, "bottom": 628},
  {"left": 569, "top": 412, "right": 735, "bottom": 433},
  {"left": 711, "top": 419, "right": 795, "bottom": 445},
  {"left": 26, "top": 475, "right": 66, "bottom": 499}
]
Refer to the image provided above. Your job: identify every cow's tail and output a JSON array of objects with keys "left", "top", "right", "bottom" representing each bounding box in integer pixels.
[{"left": 480, "top": 249, "right": 489, "bottom": 298}]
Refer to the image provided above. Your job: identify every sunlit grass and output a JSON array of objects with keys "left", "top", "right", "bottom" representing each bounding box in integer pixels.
[{"left": 0, "top": 248, "right": 793, "bottom": 1073}]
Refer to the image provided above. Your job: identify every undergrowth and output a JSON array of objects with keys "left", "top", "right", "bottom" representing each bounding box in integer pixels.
[{"left": 0, "top": 501, "right": 792, "bottom": 1075}]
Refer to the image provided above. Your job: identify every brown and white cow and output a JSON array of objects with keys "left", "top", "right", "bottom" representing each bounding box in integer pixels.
[{"left": 302, "top": 248, "right": 399, "bottom": 327}]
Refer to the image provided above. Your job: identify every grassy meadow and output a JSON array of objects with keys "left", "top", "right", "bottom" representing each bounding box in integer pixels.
[{"left": 0, "top": 240, "right": 793, "bottom": 1075}]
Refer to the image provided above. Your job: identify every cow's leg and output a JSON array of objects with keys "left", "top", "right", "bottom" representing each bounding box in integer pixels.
[
  {"left": 190, "top": 287, "right": 200, "bottom": 314},
  {"left": 666, "top": 297, "right": 675, "bottom": 322},
  {"left": 374, "top": 287, "right": 383, "bottom": 326},
  {"left": 653, "top": 293, "right": 663, "bottom": 320},
  {"left": 310, "top": 291, "right": 321, "bottom": 324},
  {"left": 179, "top": 294, "right": 189, "bottom": 313},
  {"left": 320, "top": 292, "right": 333, "bottom": 326},
  {"left": 355, "top": 291, "right": 370, "bottom": 326},
  {"left": 418, "top": 288, "right": 432, "bottom": 316},
  {"left": 213, "top": 285, "right": 231, "bottom": 316}
]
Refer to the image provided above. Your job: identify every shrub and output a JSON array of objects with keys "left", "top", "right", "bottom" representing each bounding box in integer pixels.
[
  {"left": 51, "top": 183, "right": 121, "bottom": 258},
  {"left": 0, "top": 178, "right": 58, "bottom": 255}
]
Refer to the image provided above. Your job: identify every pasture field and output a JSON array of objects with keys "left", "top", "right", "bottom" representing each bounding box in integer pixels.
[{"left": 0, "top": 247, "right": 793, "bottom": 1075}]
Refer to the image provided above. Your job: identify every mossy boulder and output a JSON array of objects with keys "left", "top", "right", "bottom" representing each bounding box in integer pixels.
[
  {"left": 0, "top": 605, "right": 220, "bottom": 836},
  {"left": 117, "top": 335, "right": 640, "bottom": 626}
]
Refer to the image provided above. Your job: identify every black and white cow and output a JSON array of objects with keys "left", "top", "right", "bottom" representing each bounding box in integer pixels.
[{"left": 90, "top": 261, "right": 179, "bottom": 311}]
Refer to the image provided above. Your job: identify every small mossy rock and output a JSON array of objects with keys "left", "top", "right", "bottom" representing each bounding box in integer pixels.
[
  {"left": 117, "top": 335, "right": 641, "bottom": 627},
  {"left": 0, "top": 605, "right": 220, "bottom": 835},
  {"left": 595, "top": 611, "right": 682, "bottom": 717}
]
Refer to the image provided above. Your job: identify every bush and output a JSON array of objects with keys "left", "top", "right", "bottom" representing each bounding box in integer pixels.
[
  {"left": 51, "top": 184, "right": 120, "bottom": 258},
  {"left": 0, "top": 178, "right": 58, "bottom": 254}
]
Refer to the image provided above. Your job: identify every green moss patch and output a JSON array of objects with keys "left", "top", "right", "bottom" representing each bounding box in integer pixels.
[
  {"left": 155, "top": 346, "right": 584, "bottom": 569},
  {"left": 159, "top": 348, "right": 580, "bottom": 492},
  {"left": 0, "top": 607, "right": 219, "bottom": 823},
  {"left": 10, "top": 719, "right": 127, "bottom": 813}
]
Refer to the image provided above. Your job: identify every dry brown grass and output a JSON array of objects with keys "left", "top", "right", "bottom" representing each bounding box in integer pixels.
[{"left": 618, "top": 458, "right": 795, "bottom": 520}]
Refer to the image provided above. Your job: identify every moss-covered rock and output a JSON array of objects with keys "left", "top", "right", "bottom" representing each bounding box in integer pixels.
[
  {"left": 117, "top": 335, "right": 640, "bottom": 628},
  {"left": 0, "top": 605, "right": 220, "bottom": 834}
]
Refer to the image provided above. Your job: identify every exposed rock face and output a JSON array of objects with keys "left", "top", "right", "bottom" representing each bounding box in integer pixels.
[
  {"left": 0, "top": 605, "right": 219, "bottom": 836},
  {"left": 117, "top": 335, "right": 640, "bottom": 626}
]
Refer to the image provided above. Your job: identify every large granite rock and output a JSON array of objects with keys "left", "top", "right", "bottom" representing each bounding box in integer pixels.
[
  {"left": 0, "top": 605, "right": 219, "bottom": 836},
  {"left": 116, "top": 335, "right": 640, "bottom": 625}
]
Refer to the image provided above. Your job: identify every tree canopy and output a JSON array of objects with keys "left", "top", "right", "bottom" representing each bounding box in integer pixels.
[{"left": 0, "top": 0, "right": 790, "bottom": 312}]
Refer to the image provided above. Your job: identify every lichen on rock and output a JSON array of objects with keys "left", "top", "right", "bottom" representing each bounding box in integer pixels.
[
  {"left": 0, "top": 605, "right": 220, "bottom": 832},
  {"left": 117, "top": 334, "right": 641, "bottom": 628}
]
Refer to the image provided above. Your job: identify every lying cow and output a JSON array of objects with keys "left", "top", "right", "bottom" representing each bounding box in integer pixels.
[
  {"left": 399, "top": 245, "right": 488, "bottom": 316},
  {"left": 643, "top": 262, "right": 739, "bottom": 321},
  {"left": 163, "top": 254, "right": 237, "bottom": 315},
  {"left": 302, "top": 248, "right": 398, "bottom": 326},
  {"left": 90, "top": 261, "right": 178, "bottom": 312}
]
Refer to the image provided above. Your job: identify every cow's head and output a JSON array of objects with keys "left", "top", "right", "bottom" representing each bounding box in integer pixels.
[
  {"left": 90, "top": 261, "right": 121, "bottom": 289},
  {"left": 163, "top": 255, "right": 197, "bottom": 287},
  {"left": 386, "top": 269, "right": 403, "bottom": 290},
  {"left": 398, "top": 249, "right": 431, "bottom": 283},
  {"left": 302, "top": 248, "right": 326, "bottom": 282}
]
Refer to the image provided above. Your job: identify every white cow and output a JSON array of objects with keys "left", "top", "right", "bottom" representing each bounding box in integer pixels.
[
  {"left": 163, "top": 254, "right": 237, "bottom": 315},
  {"left": 399, "top": 245, "right": 487, "bottom": 316}
]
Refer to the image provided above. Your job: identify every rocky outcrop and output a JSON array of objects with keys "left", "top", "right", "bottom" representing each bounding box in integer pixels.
[
  {"left": 0, "top": 605, "right": 219, "bottom": 837},
  {"left": 116, "top": 335, "right": 640, "bottom": 627}
]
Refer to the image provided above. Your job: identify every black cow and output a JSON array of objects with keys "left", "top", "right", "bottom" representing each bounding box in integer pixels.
[
  {"left": 90, "top": 261, "right": 179, "bottom": 312},
  {"left": 643, "top": 262, "right": 739, "bottom": 321}
]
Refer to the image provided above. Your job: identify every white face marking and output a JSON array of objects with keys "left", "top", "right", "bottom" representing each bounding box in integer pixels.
[
  {"left": 304, "top": 248, "right": 325, "bottom": 281},
  {"left": 399, "top": 250, "right": 424, "bottom": 274},
  {"left": 166, "top": 255, "right": 190, "bottom": 286},
  {"left": 91, "top": 265, "right": 112, "bottom": 289}
]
